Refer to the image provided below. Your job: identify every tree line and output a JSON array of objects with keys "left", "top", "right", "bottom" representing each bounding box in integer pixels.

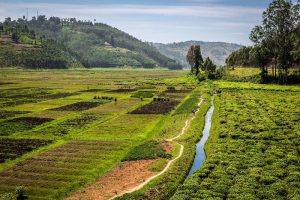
[
  {"left": 226, "top": 0, "right": 300, "bottom": 84},
  {"left": 186, "top": 45, "right": 223, "bottom": 80}
]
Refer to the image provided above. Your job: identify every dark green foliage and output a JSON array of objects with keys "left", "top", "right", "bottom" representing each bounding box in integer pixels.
[
  {"left": 93, "top": 96, "right": 114, "bottom": 100},
  {"left": 172, "top": 88, "right": 300, "bottom": 199},
  {"left": 1, "top": 16, "right": 181, "bottom": 69},
  {"left": 122, "top": 140, "right": 171, "bottom": 161},
  {"left": 203, "top": 57, "right": 217, "bottom": 79},
  {"left": 186, "top": 45, "right": 204, "bottom": 75},
  {"left": 131, "top": 91, "right": 154, "bottom": 98},
  {"left": 0, "top": 186, "right": 27, "bottom": 200},
  {"left": 20, "top": 41, "right": 68, "bottom": 69},
  {"left": 50, "top": 100, "right": 107, "bottom": 111},
  {"left": 0, "top": 110, "right": 30, "bottom": 120},
  {"left": 0, "top": 117, "right": 53, "bottom": 136},
  {"left": 226, "top": 0, "right": 300, "bottom": 84},
  {"left": 0, "top": 139, "right": 52, "bottom": 163},
  {"left": 130, "top": 100, "right": 180, "bottom": 114},
  {"left": 153, "top": 97, "right": 170, "bottom": 102},
  {"left": 225, "top": 46, "right": 254, "bottom": 68},
  {"left": 152, "top": 41, "right": 242, "bottom": 67}
]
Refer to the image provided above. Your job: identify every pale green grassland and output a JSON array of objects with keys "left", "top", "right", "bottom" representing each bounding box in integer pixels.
[{"left": 0, "top": 68, "right": 201, "bottom": 199}]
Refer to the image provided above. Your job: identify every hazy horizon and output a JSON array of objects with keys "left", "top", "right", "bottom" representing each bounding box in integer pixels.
[{"left": 1, "top": 0, "right": 296, "bottom": 45}]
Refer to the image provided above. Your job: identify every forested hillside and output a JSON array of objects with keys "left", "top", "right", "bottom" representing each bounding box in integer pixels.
[
  {"left": 152, "top": 41, "right": 242, "bottom": 67},
  {"left": 0, "top": 16, "right": 181, "bottom": 69}
]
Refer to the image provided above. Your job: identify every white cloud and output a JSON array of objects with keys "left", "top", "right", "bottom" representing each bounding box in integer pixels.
[{"left": 0, "top": 2, "right": 263, "bottom": 19}]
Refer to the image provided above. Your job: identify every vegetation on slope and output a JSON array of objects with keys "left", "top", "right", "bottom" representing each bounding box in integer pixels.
[
  {"left": 152, "top": 41, "right": 242, "bottom": 67},
  {"left": 0, "top": 16, "right": 181, "bottom": 69}
]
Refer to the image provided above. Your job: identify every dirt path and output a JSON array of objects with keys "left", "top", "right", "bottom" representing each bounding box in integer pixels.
[
  {"left": 67, "top": 97, "right": 203, "bottom": 200},
  {"left": 66, "top": 160, "right": 157, "bottom": 200},
  {"left": 110, "top": 97, "right": 203, "bottom": 199},
  {"left": 167, "top": 98, "right": 203, "bottom": 142},
  {"left": 110, "top": 144, "right": 184, "bottom": 199}
]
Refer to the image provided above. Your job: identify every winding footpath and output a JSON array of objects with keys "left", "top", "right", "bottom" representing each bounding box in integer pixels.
[{"left": 110, "top": 97, "right": 203, "bottom": 199}]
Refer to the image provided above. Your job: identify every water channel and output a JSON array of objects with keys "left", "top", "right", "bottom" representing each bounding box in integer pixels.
[{"left": 188, "top": 95, "right": 215, "bottom": 177}]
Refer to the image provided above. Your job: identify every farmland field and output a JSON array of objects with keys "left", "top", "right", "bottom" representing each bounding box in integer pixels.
[
  {"left": 0, "top": 68, "right": 205, "bottom": 199},
  {"left": 172, "top": 81, "right": 300, "bottom": 200},
  {"left": 1, "top": 68, "right": 299, "bottom": 200}
]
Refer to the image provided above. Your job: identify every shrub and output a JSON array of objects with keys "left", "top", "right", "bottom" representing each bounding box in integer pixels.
[{"left": 122, "top": 140, "right": 172, "bottom": 161}]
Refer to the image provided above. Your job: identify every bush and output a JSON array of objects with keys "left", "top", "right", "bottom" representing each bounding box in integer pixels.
[
  {"left": 131, "top": 91, "right": 154, "bottom": 98},
  {"left": 122, "top": 140, "right": 172, "bottom": 161}
]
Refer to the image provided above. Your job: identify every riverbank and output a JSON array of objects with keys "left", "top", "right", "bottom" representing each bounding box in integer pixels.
[{"left": 116, "top": 84, "right": 212, "bottom": 200}]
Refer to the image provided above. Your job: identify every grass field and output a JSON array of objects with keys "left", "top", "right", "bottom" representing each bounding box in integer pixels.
[
  {"left": 172, "top": 81, "right": 300, "bottom": 200},
  {"left": 0, "top": 68, "right": 201, "bottom": 199}
]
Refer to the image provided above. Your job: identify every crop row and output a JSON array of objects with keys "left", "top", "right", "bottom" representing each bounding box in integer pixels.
[
  {"left": 0, "top": 140, "right": 128, "bottom": 199},
  {"left": 172, "top": 88, "right": 300, "bottom": 199},
  {"left": 130, "top": 100, "right": 180, "bottom": 114},
  {"left": 0, "top": 138, "right": 52, "bottom": 163},
  {"left": 0, "top": 117, "right": 53, "bottom": 136}
]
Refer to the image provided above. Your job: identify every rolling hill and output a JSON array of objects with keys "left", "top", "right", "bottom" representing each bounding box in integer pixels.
[
  {"left": 0, "top": 16, "right": 182, "bottom": 69},
  {"left": 152, "top": 41, "right": 243, "bottom": 67}
]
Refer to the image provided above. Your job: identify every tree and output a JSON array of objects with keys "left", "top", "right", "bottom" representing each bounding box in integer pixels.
[
  {"left": 110, "top": 35, "right": 115, "bottom": 47},
  {"left": 204, "top": 57, "right": 217, "bottom": 79},
  {"left": 250, "top": 46, "right": 272, "bottom": 83},
  {"left": 250, "top": 0, "right": 300, "bottom": 84},
  {"left": 186, "top": 45, "right": 204, "bottom": 76}
]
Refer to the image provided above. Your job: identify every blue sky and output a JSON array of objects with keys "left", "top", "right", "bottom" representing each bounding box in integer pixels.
[{"left": 0, "top": 0, "right": 285, "bottom": 45}]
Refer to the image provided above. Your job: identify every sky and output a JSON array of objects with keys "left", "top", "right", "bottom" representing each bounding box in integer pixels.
[{"left": 0, "top": 0, "right": 291, "bottom": 45}]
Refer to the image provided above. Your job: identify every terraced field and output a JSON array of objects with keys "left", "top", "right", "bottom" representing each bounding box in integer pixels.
[{"left": 0, "top": 69, "right": 202, "bottom": 199}]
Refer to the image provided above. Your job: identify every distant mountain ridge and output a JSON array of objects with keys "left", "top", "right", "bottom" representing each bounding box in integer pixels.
[{"left": 152, "top": 41, "right": 243, "bottom": 67}]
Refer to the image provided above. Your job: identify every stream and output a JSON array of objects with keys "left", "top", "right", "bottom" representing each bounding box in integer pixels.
[{"left": 188, "top": 95, "right": 215, "bottom": 177}]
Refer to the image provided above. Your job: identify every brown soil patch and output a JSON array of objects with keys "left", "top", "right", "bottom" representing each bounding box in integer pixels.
[
  {"left": 80, "top": 89, "right": 106, "bottom": 93},
  {"left": 8, "top": 117, "right": 53, "bottom": 125},
  {"left": 0, "top": 139, "right": 52, "bottom": 163},
  {"left": 0, "top": 110, "right": 30, "bottom": 119},
  {"left": 107, "top": 89, "right": 136, "bottom": 93},
  {"left": 130, "top": 101, "right": 180, "bottom": 114},
  {"left": 50, "top": 101, "right": 102, "bottom": 111},
  {"left": 66, "top": 160, "right": 157, "bottom": 200}
]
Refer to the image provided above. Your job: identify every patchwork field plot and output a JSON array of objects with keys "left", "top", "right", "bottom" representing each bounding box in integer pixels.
[
  {"left": 0, "top": 88, "right": 78, "bottom": 109},
  {"left": 0, "top": 139, "right": 52, "bottom": 163},
  {"left": 83, "top": 114, "right": 162, "bottom": 140},
  {"left": 172, "top": 84, "right": 300, "bottom": 200},
  {"left": 0, "top": 110, "right": 30, "bottom": 120},
  {"left": 131, "top": 90, "right": 155, "bottom": 98},
  {"left": 50, "top": 100, "right": 107, "bottom": 111},
  {"left": 130, "top": 100, "right": 180, "bottom": 114},
  {"left": 107, "top": 88, "right": 137, "bottom": 93},
  {"left": 0, "top": 140, "right": 128, "bottom": 199},
  {"left": 88, "top": 98, "right": 141, "bottom": 114},
  {"left": 0, "top": 117, "right": 53, "bottom": 136},
  {"left": 28, "top": 113, "right": 104, "bottom": 137},
  {"left": 0, "top": 69, "right": 195, "bottom": 199}
]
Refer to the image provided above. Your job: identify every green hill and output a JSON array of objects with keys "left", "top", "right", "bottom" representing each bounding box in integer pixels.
[
  {"left": 0, "top": 16, "right": 181, "bottom": 69},
  {"left": 152, "top": 41, "right": 243, "bottom": 67}
]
